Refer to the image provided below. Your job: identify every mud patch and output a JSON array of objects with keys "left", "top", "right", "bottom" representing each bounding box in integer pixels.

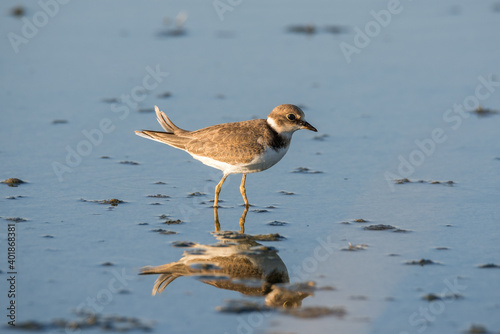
[
  {"left": 81, "top": 198, "right": 125, "bottom": 206},
  {"left": 4, "top": 217, "right": 28, "bottom": 222},
  {"left": 151, "top": 228, "right": 177, "bottom": 235},
  {"left": 422, "top": 292, "right": 463, "bottom": 301},
  {"left": 394, "top": 178, "right": 455, "bottom": 186},
  {"left": 147, "top": 194, "right": 170, "bottom": 198},
  {"left": 313, "top": 134, "right": 329, "bottom": 141},
  {"left": 477, "top": 263, "right": 500, "bottom": 269},
  {"left": 171, "top": 241, "right": 196, "bottom": 248},
  {"left": 287, "top": 24, "right": 347, "bottom": 36},
  {"left": 52, "top": 119, "right": 68, "bottom": 124},
  {"left": 469, "top": 106, "right": 499, "bottom": 117},
  {"left": 119, "top": 160, "right": 139, "bottom": 165},
  {"left": 341, "top": 243, "right": 368, "bottom": 251},
  {"left": 279, "top": 190, "right": 295, "bottom": 195},
  {"left": 1, "top": 178, "right": 26, "bottom": 187},
  {"left": 13, "top": 312, "right": 154, "bottom": 332},
  {"left": 268, "top": 221, "right": 289, "bottom": 227},
  {"left": 464, "top": 324, "right": 490, "bottom": 334},
  {"left": 187, "top": 192, "right": 205, "bottom": 197},
  {"left": 405, "top": 259, "right": 440, "bottom": 266},
  {"left": 291, "top": 167, "right": 323, "bottom": 174}
]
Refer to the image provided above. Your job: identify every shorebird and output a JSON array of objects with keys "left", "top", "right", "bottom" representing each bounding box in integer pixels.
[{"left": 135, "top": 104, "right": 317, "bottom": 207}]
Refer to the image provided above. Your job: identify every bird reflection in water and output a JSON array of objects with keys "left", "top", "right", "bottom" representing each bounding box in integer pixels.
[
  {"left": 214, "top": 204, "right": 248, "bottom": 233},
  {"left": 140, "top": 227, "right": 312, "bottom": 308}
]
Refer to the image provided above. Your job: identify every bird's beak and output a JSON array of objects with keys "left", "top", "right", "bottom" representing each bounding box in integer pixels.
[{"left": 301, "top": 120, "right": 318, "bottom": 132}]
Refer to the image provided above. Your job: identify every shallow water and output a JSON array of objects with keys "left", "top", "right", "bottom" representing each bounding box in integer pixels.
[{"left": 1, "top": 1, "right": 500, "bottom": 333}]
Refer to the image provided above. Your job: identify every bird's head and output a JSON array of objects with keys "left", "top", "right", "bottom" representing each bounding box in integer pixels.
[{"left": 267, "top": 104, "right": 317, "bottom": 137}]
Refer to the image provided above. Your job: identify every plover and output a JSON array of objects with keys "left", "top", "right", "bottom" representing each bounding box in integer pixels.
[{"left": 135, "top": 104, "right": 317, "bottom": 207}]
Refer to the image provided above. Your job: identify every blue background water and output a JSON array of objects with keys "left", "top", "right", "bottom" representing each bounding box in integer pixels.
[{"left": 1, "top": 1, "right": 499, "bottom": 333}]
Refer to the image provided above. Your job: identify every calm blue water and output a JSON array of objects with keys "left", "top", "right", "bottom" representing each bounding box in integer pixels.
[{"left": 1, "top": 1, "right": 499, "bottom": 333}]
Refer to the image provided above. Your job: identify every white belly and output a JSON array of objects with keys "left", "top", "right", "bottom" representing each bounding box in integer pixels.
[{"left": 191, "top": 146, "right": 289, "bottom": 175}]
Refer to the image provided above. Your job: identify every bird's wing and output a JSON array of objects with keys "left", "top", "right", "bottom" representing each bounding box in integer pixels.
[{"left": 185, "top": 119, "right": 269, "bottom": 164}]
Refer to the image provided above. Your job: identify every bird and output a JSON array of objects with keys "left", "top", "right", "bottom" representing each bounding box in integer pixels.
[{"left": 134, "top": 104, "right": 317, "bottom": 207}]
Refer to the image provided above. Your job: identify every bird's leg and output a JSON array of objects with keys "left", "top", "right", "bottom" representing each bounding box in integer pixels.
[
  {"left": 214, "top": 206, "right": 221, "bottom": 232},
  {"left": 214, "top": 174, "right": 228, "bottom": 208},
  {"left": 239, "top": 205, "right": 249, "bottom": 233},
  {"left": 240, "top": 173, "right": 249, "bottom": 207}
]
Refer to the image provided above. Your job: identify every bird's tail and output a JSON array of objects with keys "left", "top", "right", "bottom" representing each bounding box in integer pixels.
[
  {"left": 154, "top": 106, "right": 188, "bottom": 135},
  {"left": 134, "top": 106, "right": 191, "bottom": 150}
]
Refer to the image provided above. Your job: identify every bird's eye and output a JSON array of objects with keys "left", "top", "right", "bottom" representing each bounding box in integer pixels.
[{"left": 286, "top": 113, "right": 296, "bottom": 121}]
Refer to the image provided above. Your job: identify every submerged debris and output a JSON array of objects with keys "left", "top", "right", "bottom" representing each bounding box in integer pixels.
[
  {"left": 6, "top": 195, "right": 24, "bottom": 199},
  {"left": 313, "top": 134, "right": 329, "bottom": 141},
  {"left": 287, "top": 24, "right": 347, "bottom": 35},
  {"left": 469, "top": 106, "right": 499, "bottom": 117},
  {"left": 252, "top": 209, "right": 269, "bottom": 213},
  {"left": 10, "top": 6, "right": 25, "bottom": 17},
  {"left": 119, "top": 160, "right": 139, "bottom": 165},
  {"left": 342, "top": 243, "right": 368, "bottom": 251},
  {"left": 52, "top": 119, "right": 68, "bottom": 124},
  {"left": 394, "top": 178, "right": 455, "bottom": 186},
  {"left": 5, "top": 217, "right": 28, "bottom": 222},
  {"left": 15, "top": 312, "right": 154, "bottom": 332},
  {"left": 157, "top": 11, "right": 188, "bottom": 37},
  {"left": 151, "top": 228, "right": 177, "bottom": 235},
  {"left": 100, "top": 199, "right": 124, "bottom": 206},
  {"left": 1, "top": 178, "right": 26, "bottom": 187},
  {"left": 187, "top": 192, "right": 205, "bottom": 197},
  {"left": 279, "top": 190, "right": 295, "bottom": 195},
  {"left": 422, "top": 292, "right": 463, "bottom": 301},
  {"left": 163, "top": 219, "right": 182, "bottom": 225},
  {"left": 157, "top": 91, "right": 172, "bottom": 99},
  {"left": 405, "top": 259, "right": 439, "bottom": 266},
  {"left": 363, "top": 224, "right": 396, "bottom": 231},
  {"left": 147, "top": 194, "right": 170, "bottom": 198},
  {"left": 478, "top": 263, "right": 500, "bottom": 269},
  {"left": 464, "top": 324, "right": 490, "bottom": 334},
  {"left": 100, "top": 262, "right": 114, "bottom": 266},
  {"left": 80, "top": 198, "right": 125, "bottom": 206},
  {"left": 268, "top": 221, "right": 289, "bottom": 227},
  {"left": 171, "top": 241, "right": 196, "bottom": 248},
  {"left": 287, "top": 24, "right": 316, "bottom": 35},
  {"left": 101, "top": 97, "right": 120, "bottom": 103},
  {"left": 291, "top": 167, "right": 323, "bottom": 174}
]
